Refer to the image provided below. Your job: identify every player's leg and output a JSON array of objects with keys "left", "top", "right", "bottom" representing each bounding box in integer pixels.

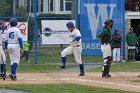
[
  {"left": 113, "top": 48, "right": 117, "bottom": 62},
  {"left": 0, "top": 48, "right": 6, "bottom": 80},
  {"left": 117, "top": 48, "right": 121, "bottom": 62},
  {"left": 73, "top": 46, "right": 85, "bottom": 76},
  {"left": 9, "top": 45, "right": 20, "bottom": 81},
  {"left": 102, "top": 45, "right": 112, "bottom": 78},
  {"left": 59, "top": 46, "right": 73, "bottom": 69}
]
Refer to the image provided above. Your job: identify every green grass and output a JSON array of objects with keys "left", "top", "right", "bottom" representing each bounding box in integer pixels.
[
  {"left": 17, "top": 47, "right": 103, "bottom": 65},
  {"left": 0, "top": 84, "right": 137, "bottom": 93},
  {"left": 87, "top": 62, "right": 140, "bottom": 72},
  {"left": 5, "top": 65, "right": 77, "bottom": 73}
]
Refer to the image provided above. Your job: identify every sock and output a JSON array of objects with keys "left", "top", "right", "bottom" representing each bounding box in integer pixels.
[
  {"left": 1, "top": 64, "right": 4, "bottom": 74},
  {"left": 11, "top": 63, "right": 17, "bottom": 76},
  {"left": 79, "top": 63, "right": 84, "bottom": 73},
  {"left": 61, "top": 57, "right": 66, "bottom": 66}
]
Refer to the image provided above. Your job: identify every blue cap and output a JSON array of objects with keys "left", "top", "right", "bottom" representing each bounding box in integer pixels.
[
  {"left": 66, "top": 22, "right": 74, "bottom": 28},
  {"left": 10, "top": 18, "right": 17, "bottom": 26}
]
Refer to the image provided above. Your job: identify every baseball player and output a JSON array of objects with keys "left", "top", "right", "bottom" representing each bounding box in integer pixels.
[
  {"left": 58, "top": 22, "right": 85, "bottom": 76},
  {"left": 5, "top": 18, "right": 23, "bottom": 81},
  {"left": 98, "top": 19, "right": 114, "bottom": 78},
  {"left": 0, "top": 20, "right": 7, "bottom": 79}
]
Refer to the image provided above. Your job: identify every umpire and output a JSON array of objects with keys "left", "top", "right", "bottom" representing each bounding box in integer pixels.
[{"left": 98, "top": 19, "right": 114, "bottom": 78}]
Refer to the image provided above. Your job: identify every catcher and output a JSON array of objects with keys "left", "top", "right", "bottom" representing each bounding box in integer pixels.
[{"left": 98, "top": 19, "right": 114, "bottom": 78}]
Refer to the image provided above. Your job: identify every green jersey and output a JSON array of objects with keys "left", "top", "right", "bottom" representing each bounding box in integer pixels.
[
  {"left": 98, "top": 27, "right": 111, "bottom": 44},
  {"left": 126, "top": 32, "right": 138, "bottom": 46}
]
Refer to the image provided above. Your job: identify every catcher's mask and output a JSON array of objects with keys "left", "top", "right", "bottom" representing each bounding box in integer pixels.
[{"left": 104, "top": 19, "right": 114, "bottom": 28}]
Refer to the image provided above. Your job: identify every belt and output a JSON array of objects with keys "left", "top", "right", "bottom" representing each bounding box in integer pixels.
[
  {"left": 9, "top": 43, "right": 18, "bottom": 44},
  {"left": 73, "top": 45, "right": 81, "bottom": 47}
]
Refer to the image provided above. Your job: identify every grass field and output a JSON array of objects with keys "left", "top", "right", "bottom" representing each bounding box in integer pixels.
[
  {"left": 0, "top": 84, "right": 137, "bottom": 93},
  {"left": 2, "top": 47, "right": 140, "bottom": 93}
]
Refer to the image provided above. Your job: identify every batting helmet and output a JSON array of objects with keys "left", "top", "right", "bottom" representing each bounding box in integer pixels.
[
  {"left": 10, "top": 18, "right": 17, "bottom": 26},
  {"left": 0, "top": 20, "right": 3, "bottom": 26},
  {"left": 66, "top": 22, "right": 74, "bottom": 28}
]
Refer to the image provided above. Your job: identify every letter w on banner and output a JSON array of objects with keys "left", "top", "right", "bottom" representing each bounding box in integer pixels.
[{"left": 80, "top": 0, "right": 125, "bottom": 56}]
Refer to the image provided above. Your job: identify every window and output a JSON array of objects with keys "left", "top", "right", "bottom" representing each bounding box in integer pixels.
[
  {"left": 60, "top": 0, "right": 72, "bottom": 12},
  {"left": 40, "top": 0, "right": 43, "bottom": 12},
  {"left": 65, "top": 0, "right": 71, "bottom": 11},
  {"left": 48, "top": 0, "right": 53, "bottom": 12},
  {"left": 60, "top": 0, "right": 64, "bottom": 11},
  {"left": 125, "top": 0, "right": 140, "bottom": 11}
]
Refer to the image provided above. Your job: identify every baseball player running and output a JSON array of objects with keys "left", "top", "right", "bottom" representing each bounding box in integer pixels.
[
  {"left": 98, "top": 19, "right": 114, "bottom": 78},
  {"left": 0, "top": 20, "right": 7, "bottom": 80},
  {"left": 5, "top": 18, "right": 23, "bottom": 81},
  {"left": 58, "top": 22, "right": 85, "bottom": 76}
]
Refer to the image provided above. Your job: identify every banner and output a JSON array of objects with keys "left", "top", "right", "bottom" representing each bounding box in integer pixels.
[
  {"left": 80, "top": 0, "right": 125, "bottom": 56},
  {"left": 42, "top": 20, "right": 75, "bottom": 44},
  {"left": 2, "top": 22, "right": 28, "bottom": 41}
]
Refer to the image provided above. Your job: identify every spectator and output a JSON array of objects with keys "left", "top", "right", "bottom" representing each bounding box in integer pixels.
[
  {"left": 126, "top": 27, "right": 138, "bottom": 62},
  {"left": 20, "top": 41, "right": 30, "bottom": 62}
]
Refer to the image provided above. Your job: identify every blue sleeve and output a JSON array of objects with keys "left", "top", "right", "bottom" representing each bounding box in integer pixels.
[
  {"left": 18, "top": 37, "right": 23, "bottom": 49},
  {"left": 75, "top": 36, "right": 81, "bottom": 41},
  {"left": 3, "top": 26, "right": 7, "bottom": 30},
  {"left": 5, "top": 40, "right": 8, "bottom": 49}
]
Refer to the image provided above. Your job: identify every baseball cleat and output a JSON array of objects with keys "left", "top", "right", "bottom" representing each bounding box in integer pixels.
[
  {"left": 57, "top": 65, "right": 66, "bottom": 69},
  {"left": 79, "top": 72, "right": 85, "bottom": 76},
  {"left": 0, "top": 73, "right": 3, "bottom": 79},
  {"left": 9, "top": 74, "right": 17, "bottom": 81},
  {"left": 102, "top": 74, "right": 111, "bottom": 78}
]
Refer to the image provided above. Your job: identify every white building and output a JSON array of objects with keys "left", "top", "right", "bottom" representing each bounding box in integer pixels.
[{"left": 13, "top": 0, "right": 72, "bottom": 14}]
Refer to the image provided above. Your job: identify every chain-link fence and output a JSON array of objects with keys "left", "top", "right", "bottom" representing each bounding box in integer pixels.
[{"left": 1, "top": 0, "right": 127, "bottom": 65}]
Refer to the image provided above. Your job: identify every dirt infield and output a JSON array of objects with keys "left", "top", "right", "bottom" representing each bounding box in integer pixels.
[{"left": 1, "top": 72, "right": 140, "bottom": 92}]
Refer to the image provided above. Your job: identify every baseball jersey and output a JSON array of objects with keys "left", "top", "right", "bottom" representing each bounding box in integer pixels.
[
  {"left": 98, "top": 27, "right": 111, "bottom": 44},
  {"left": 0, "top": 29, "right": 2, "bottom": 46},
  {"left": 5, "top": 27, "right": 22, "bottom": 44},
  {"left": 69, "top": 28, "right": 82, "bottom": 46}
]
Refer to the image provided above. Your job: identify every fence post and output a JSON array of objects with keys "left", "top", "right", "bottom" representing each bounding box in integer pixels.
[{"left": 33, "top": 0, "right": 38, "bottom": 64}]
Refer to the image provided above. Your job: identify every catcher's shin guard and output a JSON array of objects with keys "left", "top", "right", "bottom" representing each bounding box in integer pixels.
[{"left": 102, "top": 65, "right": 108, "bottom": 77}]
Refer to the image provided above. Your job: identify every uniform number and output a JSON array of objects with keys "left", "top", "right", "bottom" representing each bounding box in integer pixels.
[{"left": 9, "top": 32, "right": 14, "bottom": 39}]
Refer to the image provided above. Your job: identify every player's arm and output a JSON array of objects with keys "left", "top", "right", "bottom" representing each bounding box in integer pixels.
[
  {"left": 98, "top": 36, "right": 103, "bottom": 44},
  {"left": 73, "top": 31, "right": 81, "bottom": 41}
]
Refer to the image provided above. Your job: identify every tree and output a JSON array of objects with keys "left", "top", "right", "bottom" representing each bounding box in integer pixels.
[{"left": 0, "top": 0, "right": 13, "bottom": 16}]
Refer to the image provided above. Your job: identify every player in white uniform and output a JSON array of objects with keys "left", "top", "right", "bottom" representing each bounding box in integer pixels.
[
  {"left": 5, "top": 18, "right": 23, "bottom": 81},
  {"left": 0, "top": 20, "right": 7, "bottom": 79},
  {"left": 59, "top": 22, "right": 85, "bottom": 76}
]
